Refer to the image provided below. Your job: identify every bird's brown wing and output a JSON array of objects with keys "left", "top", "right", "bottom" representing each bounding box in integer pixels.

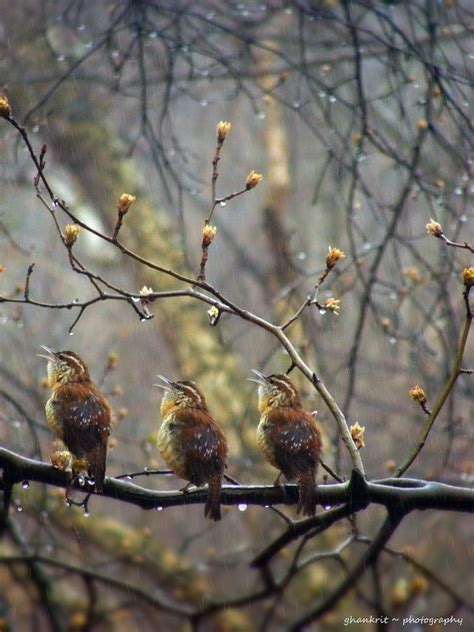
[
  {"left": 267, "top": 410, "right": 322, "bottom": 480},
  {"left": 54, "top": 385, "right": 112, "bottom": 458},
  {"left": 174, "top": 409, "right": 228, "bottom": 486}
]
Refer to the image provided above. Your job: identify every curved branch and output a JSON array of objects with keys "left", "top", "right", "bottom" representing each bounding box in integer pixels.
[
  {"left": 0, "top": 552, "right": 192, "bottom": 618},
  {"left": 396, "top": 289, "right": 472, "bottom": 476},
  {"left": 1, "top": 448, "right": 472, "bottom": 516},
  {"left": 2, "top": 112, "right": 365, "bottom": 476},
  {"left": 289, "top": 510, "right": 404, "bottom": 631}
]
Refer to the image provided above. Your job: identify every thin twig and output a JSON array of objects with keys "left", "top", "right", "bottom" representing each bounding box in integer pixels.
[
  {"left": 396, "top": 287, "right": 472, "bottom": 476},
  {"left": 23, "top": 263, "right": 35, "bottom": 300},
  {"left": 0, "top": 552, "right": 192, "bottom": 617},
  {"left": 437, "top": 233, "right": 474, "bottom": 254}
]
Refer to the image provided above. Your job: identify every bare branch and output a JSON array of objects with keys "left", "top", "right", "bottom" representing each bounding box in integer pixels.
[
  {"left": 396, "top": 288, "right": 472, "bottom": 476},
  {"left": 1, "top": 448, "right": 472, "bottom": 518}
]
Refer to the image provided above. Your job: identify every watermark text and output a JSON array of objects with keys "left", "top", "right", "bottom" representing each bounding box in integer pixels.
[{"left": 343, "top": 615, "right": 464, "bottom": 627}]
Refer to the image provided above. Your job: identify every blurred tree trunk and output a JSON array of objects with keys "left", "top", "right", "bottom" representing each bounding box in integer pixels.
[{"left": 258, "top": 47, "right": 324, "bottom": 381}]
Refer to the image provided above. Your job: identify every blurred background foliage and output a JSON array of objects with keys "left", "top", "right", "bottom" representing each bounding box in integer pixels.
[{"left": 0, "top": 1, "right": 473, "bottom": 629}]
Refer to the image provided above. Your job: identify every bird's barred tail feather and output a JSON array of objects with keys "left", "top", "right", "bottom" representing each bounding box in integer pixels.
[
  {"left": 205, "top": 475, "right": 222, "bottom": 521},
  {"left": 87, "top": 443, "right": 107, "bottom": 492},
  {"left": 298, "top": 469, "right": 316, "bottom": 517}
]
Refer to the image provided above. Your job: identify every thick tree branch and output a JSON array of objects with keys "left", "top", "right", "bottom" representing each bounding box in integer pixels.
[{"left": 1, "top": 449, "right": 472, "bottom": 517}]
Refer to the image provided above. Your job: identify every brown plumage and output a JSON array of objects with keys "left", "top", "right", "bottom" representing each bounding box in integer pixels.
[
  {"left": 40, "top": 347, "right": 112, "bottom": 492},
  {"left": 251, "top": 371, "right": 322, "bottom": 516},
  {"left": 155, "top": 377, "right": 228, "bottom": 521}
]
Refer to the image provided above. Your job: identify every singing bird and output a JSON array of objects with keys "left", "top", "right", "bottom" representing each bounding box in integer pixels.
[
  {"left": 40, "top": 346, "right": 112, "bottom": 492},
  {"left": 251, "top": 371, "right": 322, "bottom": 516},
  {"left": 155, "top": 377, "right": 228, "bottom": 521}
]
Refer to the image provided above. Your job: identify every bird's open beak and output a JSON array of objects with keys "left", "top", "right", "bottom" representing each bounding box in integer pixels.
[
  {"left": 153, "top": 374, "right": 173, "bottom": 390},
  {"left": 247, "top": 369, "right": 268, "bottom": 385},
  {"left": 37, "top": 345, "right": 57, "bottom": 362}
]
